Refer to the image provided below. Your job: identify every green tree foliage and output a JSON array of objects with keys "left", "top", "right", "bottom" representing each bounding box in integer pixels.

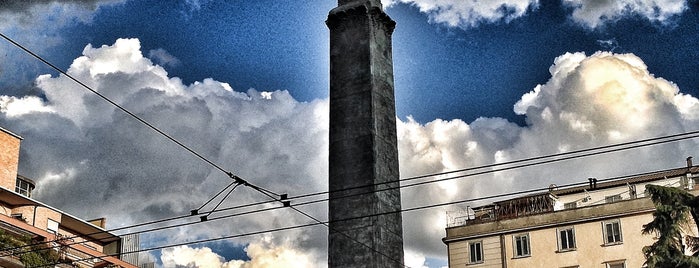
[
  {"left": 0, "top": 229, "right": 60, "bottom": 267},
  {"left": 643, "top": 184, "right": 699, "bottom": 267}
]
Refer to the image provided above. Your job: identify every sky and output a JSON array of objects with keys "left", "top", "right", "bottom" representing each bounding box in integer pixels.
[{"left": 1, "top": 0, "right": 699, "bottom": 267}]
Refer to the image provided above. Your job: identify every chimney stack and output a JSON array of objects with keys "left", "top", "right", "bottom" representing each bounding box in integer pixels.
[{"left": 688, "top": 156, "right": 693, "bottom": 168}]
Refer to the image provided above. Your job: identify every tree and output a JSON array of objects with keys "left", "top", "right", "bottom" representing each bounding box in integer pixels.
[
  {"left": 643, "top": 184, "right": 699, "bottom": 267},
  {"left": 0, "top": 229, "right": 60, "bottom": 267}
]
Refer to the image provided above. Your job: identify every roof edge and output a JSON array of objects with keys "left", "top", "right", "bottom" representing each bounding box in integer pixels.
[{"left": 0, "top": 126, "right": 22, "bottom": 140}]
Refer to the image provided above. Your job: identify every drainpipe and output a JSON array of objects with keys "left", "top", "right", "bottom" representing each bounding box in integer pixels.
[
  {"left": 32, "top": 205, "right": 38, "bottom": 226},
  {"left": 687, "top": 157, "right": 695, "bottom": 189},
  {"left": 500, "top": 234, "right": 508, "bottom": 268}
]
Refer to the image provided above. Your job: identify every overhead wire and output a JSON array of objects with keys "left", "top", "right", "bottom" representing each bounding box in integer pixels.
[
  {"left": 1, "top": 115, "right": 698, "bottom": 258},
  {"left": 3, "top": 30, "right": 699, "bottom": 268},
  {"left": 0, "top": 32, "right": 281, "bottom": 197},
  {"left": 288, "top": 129, "right": 699, "bottom": 201},
  {"left": 194, "top": 181, "right": 237, "bottom": 214},
  {"left": 4, "top": 130, "right": 698, "bottom": 259},
  {"left": 27, "top": 168, "right": 669, "bottom": 268},
  {"left": 0, "top": 32, "right": 407, "bottom": 267}
]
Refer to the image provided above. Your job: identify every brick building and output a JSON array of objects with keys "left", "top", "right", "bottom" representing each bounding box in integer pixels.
[
  {"left": 0, "top": 126, "right": 137, "bottom": 268},
  {"left": 443, "top": 159, "right": 699, "bottom": 268}
]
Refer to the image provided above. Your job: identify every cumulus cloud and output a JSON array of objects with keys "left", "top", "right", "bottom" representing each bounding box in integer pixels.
[
  {"left": 0, "top": 0, "right": 124, "bottom": 97},
  {"left": 0, "top": 95, "right": 54, "bottom": 117},
  {"left": 383, "top": 0, "right": 688, "bottom": 29},
  {"left": 3, "top": 37, "right": 699, "bottom": 267},
  {"left": 383, "top": 0, "right": 539, "bottom": 27},
  {"left": 1, "top": 38, "right": 329, "bottom": 264},
  {"left": 161, "top": 238, "right": 315, "bottom": 268},
  {"left": 0, "top": 0, "right": 121, "bottom": 33},
  {"left": 161, "top": 243, "right": 314, "bottom": 268},
  {"left": 404, "top": 250, "right": 429, "bottom": 268},
  {"left": 562, "top": 0, "right": 688, "bottom": 28},
  {"left": 149, "top": 48, "right": 182, "bottom": 68},
  {"left": 395, "top": 50, "right": 699, "bottom": 259}
]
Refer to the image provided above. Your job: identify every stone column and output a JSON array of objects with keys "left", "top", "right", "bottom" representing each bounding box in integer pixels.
[{"left": 326, "top": 1, "right": 404, "bottom": 267}]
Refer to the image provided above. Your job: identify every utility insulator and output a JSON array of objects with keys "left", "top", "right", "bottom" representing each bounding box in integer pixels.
[{"left": 281, "top": 194, "right": 291, "bottom": 207}]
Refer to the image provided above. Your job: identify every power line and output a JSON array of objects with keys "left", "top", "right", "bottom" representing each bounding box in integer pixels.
[
  {"left": 0, "top": 32, "right": 279, "bottom": 197},
  {"left": 0, "top": 32, "right": 406, "bottom": 267},
  {"left": 3, "top": 31, "right": 699, "bottom": 268},
  {"left": 8, "top": 132, "right": 696, "bottom": 260},
  {"left": 287, "top": 130, "right": 699, "bottom": 201},
  {"left": 4, "top": 129, "right": 699, "bottom": 259},
  {"left": 27, "top": 169, "right": 665, "bottom": 268}
]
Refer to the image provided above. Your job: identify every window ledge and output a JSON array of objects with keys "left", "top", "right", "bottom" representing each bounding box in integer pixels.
[
  {"left": 602, "top": 242, "right": 623, "bottom": 247},
  {"left": 512, "top": 255, "right": 531, "bottom": 259},
  {"left": 556, "top": 248, "right": 577, "bottom": 253}
]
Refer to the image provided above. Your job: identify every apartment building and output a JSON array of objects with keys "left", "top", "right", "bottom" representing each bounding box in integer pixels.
[
  {"left": 0, "top": 126, "right": 137, "bottom": 268},
  {"left": 443, "top": 159, "right": 699, "bottom": 268}
]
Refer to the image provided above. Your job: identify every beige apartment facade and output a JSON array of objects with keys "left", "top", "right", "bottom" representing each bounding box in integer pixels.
[
  {"left": 443, "top": 160, "right": 699, "bottom": 268},
  {"left": 0, "top": 126, "right": 137, "bottom": 268}
]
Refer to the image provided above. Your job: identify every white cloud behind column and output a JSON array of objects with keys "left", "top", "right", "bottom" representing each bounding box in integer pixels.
[
  {"left": 395, "top": 50, "right": 699, "bottom": 259},
  {"left": 383, "top": 0, "right": 539, "bottom": 27},
  {"left": 2, "top": 38, "right": 699, "bottom": 266},
  {"left": 562, "top": 0, "right": 688, "bottom": 28},
  {"left": 382, "top": 0, "right": 688, "bottom": 29}
]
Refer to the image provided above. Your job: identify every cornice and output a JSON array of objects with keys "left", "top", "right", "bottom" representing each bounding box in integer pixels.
[{"left": 326, "top": 1, "right": 395, "bottom": 32}]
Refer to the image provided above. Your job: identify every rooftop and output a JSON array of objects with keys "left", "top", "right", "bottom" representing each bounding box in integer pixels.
[{"left": 446, "top": 164, "right": 698, "bottom": 229}]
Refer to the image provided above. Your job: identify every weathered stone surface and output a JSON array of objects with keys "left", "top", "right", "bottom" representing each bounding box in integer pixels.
[
  {"left": 337, "top": 0, "right": 383, "bottom": 9},
  {"left": 327, "top": 2, "right": 404, "bottom": 268}
]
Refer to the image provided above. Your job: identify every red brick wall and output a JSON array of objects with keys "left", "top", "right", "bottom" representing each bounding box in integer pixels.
[{"left": 0, "top": 129, "right": 20, "bottom": 191}]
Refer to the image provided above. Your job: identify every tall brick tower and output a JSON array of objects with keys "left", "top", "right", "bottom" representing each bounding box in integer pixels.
[{"left": 326, "top": 1, "right": 404, "bottom": 267}]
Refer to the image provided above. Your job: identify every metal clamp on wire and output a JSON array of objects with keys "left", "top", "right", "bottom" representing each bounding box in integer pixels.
[
  {"left": 228, "top": 172, "right": 249, "bottom": 186},
  {"left": 281, "top": 194, "right": 291, "bottom": 207}
]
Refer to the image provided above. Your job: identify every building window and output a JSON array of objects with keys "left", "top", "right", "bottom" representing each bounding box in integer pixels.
[
  {"left": 557, "top": 227, "right": 576, "bottom": 252},
  {"left": 47, "top": 219, "right": 59, "bottom": 234},
  {"left": 563, "top": 202, "right": 577, "bottom": 209},
  {"left": 513, "top": 233, "right": 530, "bottom": 257},
  {"left": 469, "top": 241, "right": 483, "bottom": 264},
  {"left": 605, "top": 194, "right": 622, "bottom": 203},
  {"left": 605, "top": 260, "right": 625, "bottom": 268},
  {"left": 603, "top": 220, "right": 623, "bottom": 245},
  {"left": 15, "top": 179, "right": 34, "bottom": 198}
]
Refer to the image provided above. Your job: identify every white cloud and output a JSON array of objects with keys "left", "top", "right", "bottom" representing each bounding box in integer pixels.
[
  {"left": 149, "top": 48, "right": 182, "bottom": 68},
  {"left": 0, "top": 38, "right": 329, "bottom": 263},
  {"left": 514, "top": 51, "right": 689, "bottom": 141},
  {"left": 0, "top": 0, "right": 125, "bottom": 96},
  {"left": 384, "top": 0, "right": 539, "bottom": 27},
  {"left": 3, "top": 38, "right": 699, "bottom": 267},
  {"left": 383, "top": 0, "right": 688, "bottom": 29},
  {"left": 161, "top": 239, "right": 316, "bottom": 268},
  {"left": 161, "top": 246, "right": 231, "bottom": 268},
  {"left": 404, "top": 250, "right": 429, "bottom": 268},
  {"left": 0, "top": 95, "right": 54, "bottom": 117},
  {"left": 563, "top": 0, "right": 688, "bottom": 28},
  {"left": 395, "top": 50, "right": 699, "bottom": 259}
]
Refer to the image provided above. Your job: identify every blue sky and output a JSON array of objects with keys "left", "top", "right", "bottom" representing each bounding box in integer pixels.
[
  {"left": 2, "top": 0, "right": 699, "bottom": 267},
  {"left": 5, "top": 0, "right": 698, "bottom": 125}
]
